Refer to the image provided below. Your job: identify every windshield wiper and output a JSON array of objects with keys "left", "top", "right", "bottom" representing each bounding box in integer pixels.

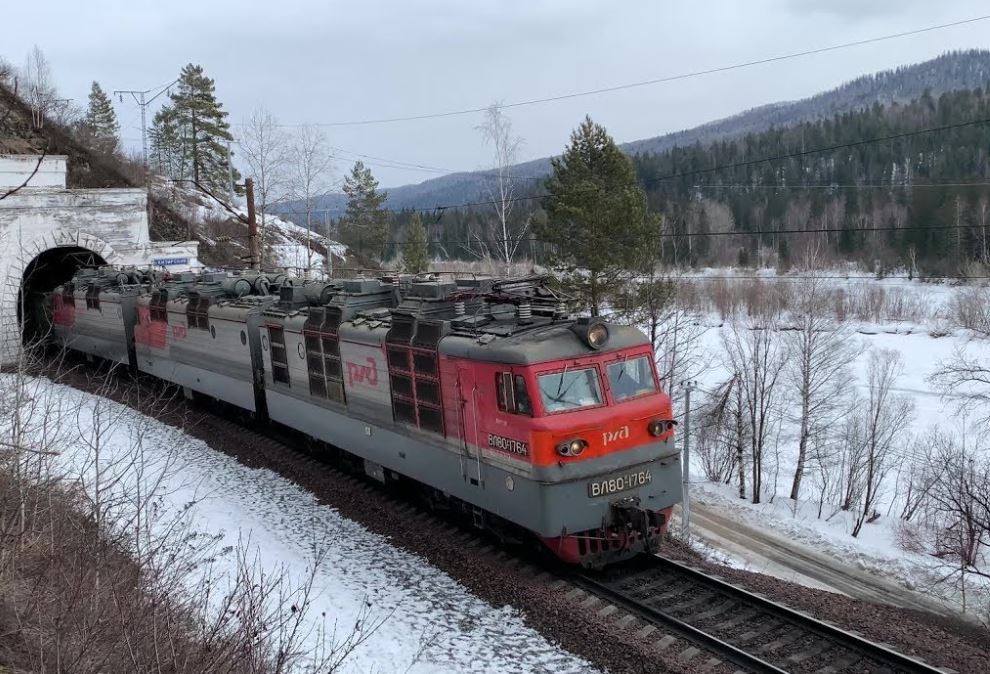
[
  {"left": 614, "top": 353, "right": 630, "bottom": 385},
  {"left": 555, "top": 362, "right": 570, "bottom": 397}
]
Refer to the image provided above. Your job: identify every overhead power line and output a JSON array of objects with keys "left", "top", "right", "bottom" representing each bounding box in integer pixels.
[
  {"left": 274, "top": 14, "right": 990, "bottom": 127},
  {"left": 272, "top": 180, "right": 990, "bottom": 218},
  {"left": 273, "top": 115, "right": 990, "bottom": 216},
  {"left": 441, "top": 116, "right": 990, "bottom": 212},
  {"left": 372, "top": 215, "right": 990, "bottom": 246}
]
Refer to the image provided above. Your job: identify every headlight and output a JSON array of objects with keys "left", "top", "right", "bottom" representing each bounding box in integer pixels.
[
  {"left": 648, "top": 419, "right": 676, "bottom": 437},
  {"left": 570, "top": 317, "right": 610, "bottom": 350},
  {"left": 556, "top": 438, "right": 588, "bottom": 457},
  {"left": 587, "top": 323, "right": 609, "bottom": 349}
]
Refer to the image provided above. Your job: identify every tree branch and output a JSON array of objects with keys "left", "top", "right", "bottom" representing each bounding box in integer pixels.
[{"left": 0, "top": 147, "right": 47, "bottom": 202}]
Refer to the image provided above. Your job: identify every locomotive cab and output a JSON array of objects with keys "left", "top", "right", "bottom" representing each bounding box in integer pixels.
[{"left": 442, "top": 313, "right": 681, "bottom": 567}]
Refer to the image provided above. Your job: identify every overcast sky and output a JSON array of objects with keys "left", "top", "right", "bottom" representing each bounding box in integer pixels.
[{"left": 6, "top": 1, "right": 990, "bottom": 188}]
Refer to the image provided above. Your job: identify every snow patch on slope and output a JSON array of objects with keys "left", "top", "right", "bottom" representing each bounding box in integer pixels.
[
  {"left": 150, "top": 178, "right": 347, "bottom": 269},
  {"left": 2, "top": 374, "right": 594, "bottom": 674}
]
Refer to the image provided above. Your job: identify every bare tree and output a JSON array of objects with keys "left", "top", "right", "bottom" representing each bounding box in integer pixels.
[
  {"left": 850, "top": 349, "right": 913, "bottom": 537},
  {"left": 239, "top": 107, "right": 289, "bottom": 266},
  {"left": 287, "top": 125, "right": 333, "bottom": 275},
  {"left": 784, "top": 271, "right": 863, "bottom": 500},
  {"left": 612, "top": 272, "right": 711, "bottom": 409},
  {"left": 722, "top": 318, "right": 788, "bottom": 504},
  {"left": 21, "top": 45, "right": 56, "bottom": 128},
  {"left": 475, "top": 103, "right": 526, "bottom": 272},
  {"left": 695, "top": 374, "right": 742, "bottom": 485},
  {"left": 930, "top": 344, "right": 990, "bottom": 428},
  {"left": 0, "top": 361, "right": 385, "bottom": 673}
]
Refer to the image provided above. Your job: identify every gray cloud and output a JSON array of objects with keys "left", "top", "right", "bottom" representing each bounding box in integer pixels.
[{"left": 5, "top": 1, "right": 990, "bottom": 188}]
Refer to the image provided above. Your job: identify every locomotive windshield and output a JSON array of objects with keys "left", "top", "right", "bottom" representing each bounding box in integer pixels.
[
  {"left": 607, "top": 356, "right": 658, "bottom": 401},
  {"left": 538, "top": 367, "right": 603, "bottom": 413}
]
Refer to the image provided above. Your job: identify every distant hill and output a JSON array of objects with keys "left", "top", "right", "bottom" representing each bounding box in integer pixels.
[{"left": 279, "top": 49, "right": 990, "bottom": 219}]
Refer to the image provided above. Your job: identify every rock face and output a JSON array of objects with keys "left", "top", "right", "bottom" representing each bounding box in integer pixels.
[{"left": 0, "top": 154, "right": 200, "bottom": 365}]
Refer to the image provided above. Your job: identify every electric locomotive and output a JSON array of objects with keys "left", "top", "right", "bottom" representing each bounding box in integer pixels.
[{"left": 50, "top": 268, "right": 681, "bottom": 567}]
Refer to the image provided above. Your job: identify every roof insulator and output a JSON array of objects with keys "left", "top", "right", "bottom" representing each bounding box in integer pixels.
[{"left": 518, "top": 301, "right": 532, "bottom": 323}]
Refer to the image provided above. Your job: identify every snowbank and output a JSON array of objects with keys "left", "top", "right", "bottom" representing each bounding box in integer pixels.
[{"left": 0, "top": 374, "right": 594, "bottom": 674}]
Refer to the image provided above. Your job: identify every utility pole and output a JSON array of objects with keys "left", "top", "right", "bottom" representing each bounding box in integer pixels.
[
  {"left": 681, "top": 380, "right": 697, "bottom": 542},
  {"left": 324, "top": 211, "right": 334, "bottom": 278},
  {"left": 114, "top": 78, "right": 179, "bottom": 171},
  {"left": 226, "top": 140, "right": 236, "bottom": 203},
  {"left": 245, "top": 178, "right": 259, "bottom": 271}
]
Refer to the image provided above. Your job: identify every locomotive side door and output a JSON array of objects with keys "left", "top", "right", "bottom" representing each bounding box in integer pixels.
[{"left": 456, "top": 364, "right": 483, "bottom": 485}]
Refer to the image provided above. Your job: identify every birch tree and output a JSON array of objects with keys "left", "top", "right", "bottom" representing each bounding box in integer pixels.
[
  {"left": 784, "top": 273, "right": 862, "bottom": 500},
  {"left": 476, "top": 103, "right": 525, "bottom": 272},
  {"left": 722, "top": 320, "right": 788, "bottom": 504},
  {"left": 239, "top": 107, "right": 288, "bottom": 265},
  {"left": 287, "top": 125, "right": 333, "bottom": 274},
  {"left": 22, "top": 45, "right": 57, "bottom": 128},
  {"left": 851, "top": 349, "right": 913, "bottom": 537}
]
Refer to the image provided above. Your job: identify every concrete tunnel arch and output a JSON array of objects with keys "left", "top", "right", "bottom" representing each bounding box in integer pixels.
[{"left": 2, "top": 229, "right": 118, "bottom": 350}]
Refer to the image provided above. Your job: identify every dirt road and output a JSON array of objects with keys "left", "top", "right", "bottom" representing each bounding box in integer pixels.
[{"left": 682, "top": 502, "right": 951, "bottom": 616}]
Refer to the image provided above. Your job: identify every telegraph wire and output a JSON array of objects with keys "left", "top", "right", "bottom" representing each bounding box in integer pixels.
[
  {"left": 270, "top": 114, "right": 990, "bottom": 220},
  {"left": 272, "top": 14, "right": 990, "bottom": 127},
  {"left": 271, "top": 179, "right": 990, "bottom": 218},
  {"left": 445, "top": 116, "right": 990, "bottom": 212}
]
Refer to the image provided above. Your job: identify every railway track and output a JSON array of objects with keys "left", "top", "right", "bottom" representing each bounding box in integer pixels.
[
  {"left": 573, "top": 555, "right": 951, "bottom": 674},
  {"left": 48, "top": 364, "right": 968, "bottom": 674}
]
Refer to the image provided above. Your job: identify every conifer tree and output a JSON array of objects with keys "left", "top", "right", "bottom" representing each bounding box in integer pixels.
[
  {"left": 341, "top": 161, "right": 389, "bottom": 262},
  {"left": 150, "top": 63, "right": 239, "bottom": 194},
  {"left": 83, "top": 81, "right": 119, "bottom": 155},
  {"left": 403, "top": 212, "right": 429, "bottom": 274},
  {"left": 538, "top": 116, "right": 658, "bottom": 315}
]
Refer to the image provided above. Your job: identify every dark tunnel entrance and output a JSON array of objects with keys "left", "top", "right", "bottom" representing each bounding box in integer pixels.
[{"left": 18, "top": 246, "right": 106, "bottom": 345}]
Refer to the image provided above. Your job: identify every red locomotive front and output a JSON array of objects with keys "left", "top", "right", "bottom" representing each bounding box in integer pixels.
[{"left": 440, "top": 316, "right": 681, "bottom": 567}]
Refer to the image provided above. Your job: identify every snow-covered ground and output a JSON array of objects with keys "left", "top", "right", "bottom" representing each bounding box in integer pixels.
[
  {"left": 665, "top": 271, "right": 990, "bottom": 620},
  {"left": 0, "top": 374, "right": 594, "bottom": 674}
]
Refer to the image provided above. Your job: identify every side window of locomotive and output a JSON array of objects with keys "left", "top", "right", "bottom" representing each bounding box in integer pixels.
[
  {"left": 513, "top": 375, "right": 532, "bottom": 416},
  {"left": 494, "top": 372, "right": 532, "bottom": 416},
  {"left": 606, "top": 356, "right": 658, "bottom": 402},
  {"left": 495, "top": 372, "right": 514, "bottom": 412}
]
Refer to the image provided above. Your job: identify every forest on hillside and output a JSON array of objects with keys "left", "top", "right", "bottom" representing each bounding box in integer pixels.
[
  {"left": 395, "top": 85, "right": 990, "bottom": 275},
  {"left": 639, "top": 86, "right": 990, "bottom": 273}
]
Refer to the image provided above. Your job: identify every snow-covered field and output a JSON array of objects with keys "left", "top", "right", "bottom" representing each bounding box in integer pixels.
[
  {"left": 663, "top": 271, "right": 990, "bottom": 620},
  {"left": 0, "top": 374, "right": 594, "bottom": 674}
]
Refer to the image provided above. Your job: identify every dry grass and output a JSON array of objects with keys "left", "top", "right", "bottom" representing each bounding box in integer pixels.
[
  {"left": 672, "top": 275, "right": 945, "bottom": 324},
  {"left": 0, "top": 363, "right": 379, "bottom": 674}
]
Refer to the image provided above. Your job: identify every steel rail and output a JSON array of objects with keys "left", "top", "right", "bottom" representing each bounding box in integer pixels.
[
  {"left": 648, "top": 555, "right": 947, "bottom": 673},
  {"left": 571, "top": 570, "right": 789, "bottom": 673},
  {"left": 576, "top": 553, "right": 948, "bottom": 674}
]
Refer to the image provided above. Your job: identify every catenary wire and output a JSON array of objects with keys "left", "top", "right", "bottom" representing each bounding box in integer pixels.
[
  {"left": 269, "top": 14, "right": 990, "bottom": 127},
  {"left": 269, "top": 115, "right": 990, "bottom": 219}
]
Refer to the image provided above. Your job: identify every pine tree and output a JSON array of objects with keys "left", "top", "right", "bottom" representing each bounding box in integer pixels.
[
  {"left": 341, "top": 161, "right": 389, "bottom": 263},
  {"left": 149, "top": 105, "right": 184, "bottom": 179},
  {"left": 403, "top": 212, "right": 429, "bottom": 274},
  {"left": 537, "top": 116, "right": 659, "bottom": 315},
  {"left": 150, "top": 63, "right": 239, "bottom": 194},
  {"left": 83, "top": 81, "right": 119, "bottom": 155}
]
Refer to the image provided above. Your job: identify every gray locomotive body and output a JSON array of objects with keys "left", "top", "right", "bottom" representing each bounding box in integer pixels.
[{"left": 51, "top": 270, "right": 682, "bottom": 566}]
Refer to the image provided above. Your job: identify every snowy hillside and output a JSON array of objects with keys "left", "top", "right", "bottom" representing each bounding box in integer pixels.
[
  {"left": 659, "top": 271, "right": 990, "bottom": 622},
  {"left": 151, "top": 178, "right": 347, "bottom": 273}
]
